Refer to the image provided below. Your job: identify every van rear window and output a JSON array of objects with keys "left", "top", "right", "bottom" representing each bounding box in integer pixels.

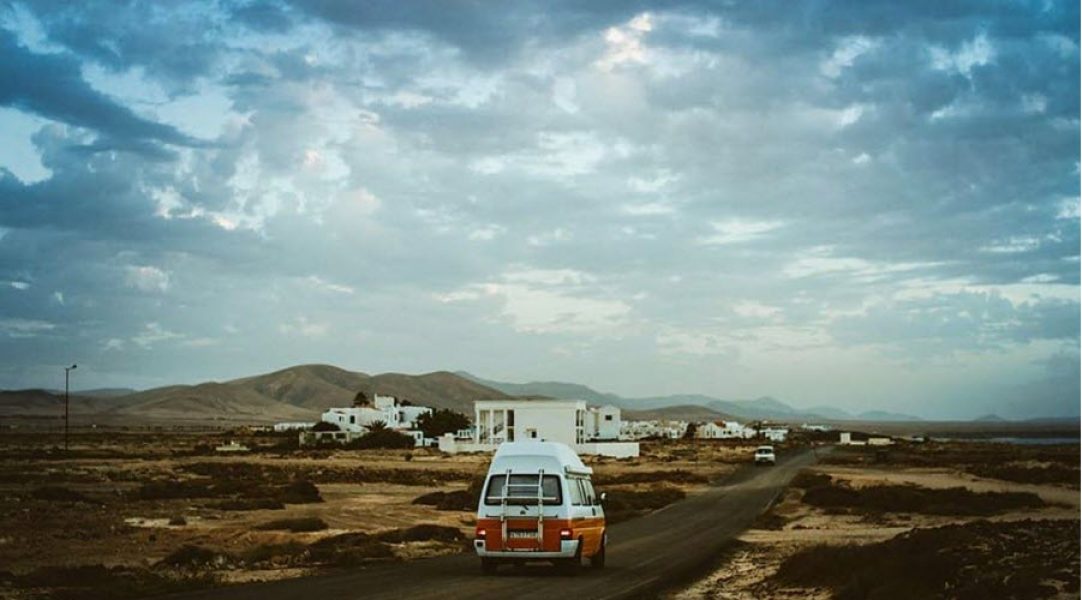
[{"left": 484, "top": 474, "right": 562, "bottom": 506}]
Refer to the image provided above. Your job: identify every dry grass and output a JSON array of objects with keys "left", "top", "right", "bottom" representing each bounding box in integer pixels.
[{"left": 801, "top": 481, "right": 1046, "bottom": 516}]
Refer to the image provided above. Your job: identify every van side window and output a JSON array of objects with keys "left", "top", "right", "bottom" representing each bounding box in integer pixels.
[
  {"left": 582, "top": 479, "right": 597, "bottom": 505},
  {"left": 569, "top": 478, "right": 585, "bottom": 506}
]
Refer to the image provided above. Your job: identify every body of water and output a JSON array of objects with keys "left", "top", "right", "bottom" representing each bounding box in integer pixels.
[{"left": 937, "top": 436, "right": 1080, "bottom": 445}]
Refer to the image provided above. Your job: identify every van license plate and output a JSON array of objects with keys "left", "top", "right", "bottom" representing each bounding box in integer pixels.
[{"left": 508, "top": 531, "right": 537, "bottom": 539}]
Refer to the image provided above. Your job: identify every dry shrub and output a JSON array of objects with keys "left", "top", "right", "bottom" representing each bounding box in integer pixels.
[
  {"left": 209, "top": 498, "right": 284, "bottom": 511},
  {"left": 307, "top": 532, "right": 394, "bottom": 566},
  {"left": 241, "top": 542, "right": 308, "bottom": 566},
  {"left": 12, "top": 564, "right": 215, "bottom": 600},
  {"left": 790, "top": 470, "right": 832, "bottom": 489},
  {"left": 157, "top": 545, "right": 232, "bottom": 570},
  {"left": 275, "top": 480, "right": 322, "bottom": 504},
  {"left": 603, "top": 485, "right": 686, "bottom": 523},
  {"left": 752, "top": 511, "right": 788, "bottom": 530},
  {"left": 968, "top": 463, "right": 1080, "bottom": 486},
  {"left": 30, "top": 486, "right": 102, "bottom": 505},
  {"left": 412, "top": 490, "right": 474, "bottom": 511},
  {"left": 802, "top": 482, "right": 1045, "bottom": 516},
  {"left": 182, "top": 461, "right": 474, "bottom": 486},
  {"left": 376, "top": 524, "right": 464, "bottom": 543},
  {"left": 593, "top": 470, "right": 708, "bottom": 486},
  {"left": 133, "top": 477, "right": 320, "bottom": 505},
  {"left": 255, "top": 517, "right": 328, "bottom": 532},
  {"left": 774, "top": 519, "right": 1080, "bottom": 600}
]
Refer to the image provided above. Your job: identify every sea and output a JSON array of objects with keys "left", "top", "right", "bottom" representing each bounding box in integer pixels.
[{"left": 938, "top": 436, "right": 1080, "bottom": 445}]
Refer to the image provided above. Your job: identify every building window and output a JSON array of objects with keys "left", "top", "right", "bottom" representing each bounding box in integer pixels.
[
  {"left": 604, "top": 415, "right": 613, "bottom": 421},
  {"left": 478, "top": 410, "right": 490, "bottom": 443}
]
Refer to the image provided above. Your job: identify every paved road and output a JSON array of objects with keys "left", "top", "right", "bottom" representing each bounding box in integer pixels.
[{"left": 171, "top": 449, "right": 819, "bottom": 600}]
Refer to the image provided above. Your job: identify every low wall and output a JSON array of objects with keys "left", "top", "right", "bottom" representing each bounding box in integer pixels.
[
  {"left": 438, "top": 436, "right": 640, "bottom": 458},
  {"left": 574, "top": 442, "right": 640, "bottom": 458}
]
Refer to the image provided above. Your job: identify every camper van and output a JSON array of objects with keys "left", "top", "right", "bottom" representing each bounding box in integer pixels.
[{"left": 474, "top": 441, "right": 606, "bottom": 574}]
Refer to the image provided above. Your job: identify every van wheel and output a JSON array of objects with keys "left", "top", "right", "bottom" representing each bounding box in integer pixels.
[
  {"left": 480, "top": 558, "right": 498, "bottom": 575},
  {"left": 558, "top": 541, "right": 583, "bottom": 575},
  {"left": 590, "top": 535, "right": 606, "bottom": 569}
]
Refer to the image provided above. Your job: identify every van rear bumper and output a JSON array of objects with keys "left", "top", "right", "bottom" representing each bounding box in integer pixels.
[{"left": 474, "top": 539, "right": 579, "bottom": 559}]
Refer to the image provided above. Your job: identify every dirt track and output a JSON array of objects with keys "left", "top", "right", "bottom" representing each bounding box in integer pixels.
[{"left": 166, "top": 449, "right": 819, "bottom": 600}]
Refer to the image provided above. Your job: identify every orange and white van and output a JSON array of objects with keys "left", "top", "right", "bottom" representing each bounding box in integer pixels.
[{"left": 474, "top": 441, "right": 606, "bottom": 574}]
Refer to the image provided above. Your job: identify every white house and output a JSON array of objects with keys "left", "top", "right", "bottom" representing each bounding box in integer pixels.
[
  {"left": 621, "top": 420, "right": 687, "bottom": 440},
  {"left": 698, "top": 421, "right": 757, "bottom": 440},
  {"left": 321, "top": 393, "right": 432, "bottom": 434},
  {"left": 588, "top": 405, "right": 622, "bottom": 440},
  {"left": 800, "top": 423, "right": 832, "bottom": 432},
  {"left": 760, "top": 426, "right": 790, "bottom": 442},
  {"left": 438, "top": 399, "right": 639, "bottom": 458},
  {"left": 273, "top": 422, "right": 314, "bottom": 432}
]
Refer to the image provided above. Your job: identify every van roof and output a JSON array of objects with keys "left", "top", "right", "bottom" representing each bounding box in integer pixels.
[{"left": 489, "top": 441, "right": 592, "bottom": 475}]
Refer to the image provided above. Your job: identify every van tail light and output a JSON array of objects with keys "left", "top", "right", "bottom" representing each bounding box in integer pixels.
[
  {"left": 559, "top": 528, "right": 573, "bottom": 540},
  {"left": 475, "top": 527, "right": 487, "bottom": 539}
]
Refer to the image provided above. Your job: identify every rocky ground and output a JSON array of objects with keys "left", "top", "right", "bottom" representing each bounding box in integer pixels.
[{"left": 672, "top": 441, "right": 1081, "bottom": 600}]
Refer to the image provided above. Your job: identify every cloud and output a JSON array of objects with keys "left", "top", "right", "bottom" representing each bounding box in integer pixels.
[
  {"left": 0, "top": 0, "right": 1076, "bottom": 418},
  {"left": 132, "top": 322, "right": 182, "bottom": 348},
  {"left": 279, "top": 316, "right": 329, "bottom": 338},
  {"left": 0, "top": 318, "right": 54, "bottom": 338},
  {"left": 441, "top": 268, "right": 632, "bottom": 335},
  {"left": 125, "top": 266, "right": 171, "bottom": 293},
  {"left": 698, "top": 219, "right": 784, "bottom": 245},
  {"left": 0, "top": 30, "right": 198, "bottom": 152}
]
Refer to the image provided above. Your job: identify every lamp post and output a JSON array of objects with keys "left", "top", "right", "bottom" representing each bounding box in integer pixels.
[{"left": 64, "top": 364, "right": 76, "bottom": 451}]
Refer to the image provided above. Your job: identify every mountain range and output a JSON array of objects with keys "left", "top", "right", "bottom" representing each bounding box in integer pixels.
[
  {"left": 2, "top": 364, "right": 929, "bottom": 424},
  {"left": 456, "top": 372, "right": 923, "bottom": 422},
  {"left": 1, "top": 365, "right": 511, "bottom": 424}
]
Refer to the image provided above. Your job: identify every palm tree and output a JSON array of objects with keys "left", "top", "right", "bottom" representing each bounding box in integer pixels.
[{"left": 367, "top": 420, "right": 387, "bottom": 432}]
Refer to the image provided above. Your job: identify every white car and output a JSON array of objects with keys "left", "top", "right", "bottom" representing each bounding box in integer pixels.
[{"left": 754, "top": 445, "right": 776, "bottom": 466}]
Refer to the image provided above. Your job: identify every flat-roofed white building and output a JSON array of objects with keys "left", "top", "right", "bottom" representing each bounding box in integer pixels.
[
  {"left": 698, "top": 420, "right": 757, "bottom": 440},
  {"left": 474, "top": 399, "right": 587, "bottom": 446},
  {"left": 620, "top": 420, "right": 688, "bottom": 440},
  {"left": 760, "top": 426, "right": 790, "bottom": 442},
  {"left": 438, "top": 399, "right": 639, "bottom": 458},
  {"left": 588, "top": 405, "right": 622, "bottom": 441}
]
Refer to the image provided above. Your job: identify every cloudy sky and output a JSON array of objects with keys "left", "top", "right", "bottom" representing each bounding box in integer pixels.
[{"left": 0, "top": 1, "right": 1078, "bottom": 419}]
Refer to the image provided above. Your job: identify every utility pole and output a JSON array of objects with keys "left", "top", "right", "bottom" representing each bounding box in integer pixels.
[{"left": 64, "top": 364, "right": 77, "bottom": 451}]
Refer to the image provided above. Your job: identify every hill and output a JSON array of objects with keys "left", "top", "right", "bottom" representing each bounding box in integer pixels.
[
  {"left": 361, "top": 371, "right": 513, "bottom": 414},
  {"left": 623, "top": 404, "right": 734, "bottom": 422},
  {"left": 459, "top": 374, "right": 916, "bottom": 422},
  {"left": 228, "top": 364, "right": 371, "bottom": 410},
  {"left": 457, "top": 372, "right": 620, "bottom": 406},
  {"left": 0, "top": 389, "right": 143, "bottom": 417},
  {"left": 1, "top": 365, "right": 512, "bottom": 424}
]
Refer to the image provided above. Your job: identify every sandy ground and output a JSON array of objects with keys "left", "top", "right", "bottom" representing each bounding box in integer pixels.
[
  {"left": 671, "top": 444, "right": 1081, "bottom": 600},
  {"left": 0, "top": 432, "right": 754, "bottom": 584}
]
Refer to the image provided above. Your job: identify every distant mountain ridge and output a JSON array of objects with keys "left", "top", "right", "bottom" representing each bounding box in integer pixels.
[
  {"left": 458, "top": 372, "right": 923, "bottom": 422},
  {"left": 2, "top": 365, "right": 511, "bottom": 424},
  {"left": 2, "top": 365, "right": 933, "bottom": 425}
]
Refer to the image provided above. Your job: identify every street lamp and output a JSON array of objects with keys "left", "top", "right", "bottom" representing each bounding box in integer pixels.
[{"left": 64, "top": 364, "right": 76, "bottom": 451}]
